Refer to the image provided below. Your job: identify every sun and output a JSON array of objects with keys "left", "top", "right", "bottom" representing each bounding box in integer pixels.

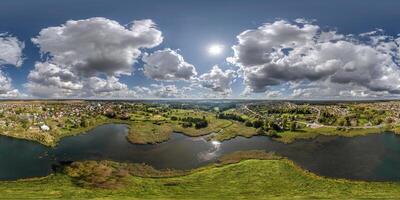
[{"left": 208, "top": 44, "right": 223, "bottom": 56}]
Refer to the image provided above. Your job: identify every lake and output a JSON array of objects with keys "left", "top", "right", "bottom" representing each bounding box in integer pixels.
[{"left": 1, "top": 124, "right": 400, "bottom": 181}]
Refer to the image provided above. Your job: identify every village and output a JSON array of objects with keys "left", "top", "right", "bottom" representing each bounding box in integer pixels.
[
  {"left": 241, "top": 101, "right": 400, "bottom": 129},
  {"left": 1, "top": 100, "right": 400, "bottom": 146},
  {"left": 0, "top": 101, "right": 147, "bottom": 145}
]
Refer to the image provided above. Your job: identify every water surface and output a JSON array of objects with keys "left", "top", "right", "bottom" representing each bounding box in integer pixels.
[{"left": 1, "top": 124, "right": 400, "bottom": 181}]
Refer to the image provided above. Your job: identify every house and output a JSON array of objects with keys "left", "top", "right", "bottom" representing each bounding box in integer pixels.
[{"left": 40, "top": 124, "right": 50, "bottom": 131}]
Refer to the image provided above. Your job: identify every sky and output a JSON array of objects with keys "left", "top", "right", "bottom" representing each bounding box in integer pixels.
[{"left": 1, "top": 0, "right": 400, "bottom": 99}]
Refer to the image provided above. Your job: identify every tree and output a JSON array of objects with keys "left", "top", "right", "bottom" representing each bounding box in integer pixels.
[
  {"left": 257, "top": 128, "right": 266, "bottom": 135},
  {"left": 80, "top": 118, "right": 89, "bottom": 128},
  {"left": 337, "top": 117, "right": 346, "bottom": 126},
  {"left": 253, "top": 120, "right": 263, "bottom": 129},
  {"left": 21, "top": 118, "right": 30, "bottom": 129},
  {"left": 268, "top": 121, "right": 281, "bottom": 131},
  {"left": 245, "top": 121, "right": 253, "bottom": 127},
  {"left": 104, "top": 111, "right": 116, "bottom": 118},
  {"left": 181, "top": 122, "right": 192, "bottom": 128},
  {"left": 195, "top": 121, "right": 208, "bottom": 129},
  {"left": 290, "top": 122, "right": 297, "bottom": 131},
  {"left": 281, "top": 118, "right": 287, "bottom": 130}
]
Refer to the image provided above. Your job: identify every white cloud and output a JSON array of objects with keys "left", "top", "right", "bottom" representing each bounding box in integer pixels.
[
  {"left": 83, "top": 76, "right": 137, "bottom": 99},
  {"left": 27, "top": 62, "right": 82, "bottom": 90},
  {"left": 265, "top": 90, "right": 283, "bottom": 99},
  {"left": 142, "top": 48, "right": 197, "bottom": 81},
  {"left": 134, "top": 84, "right": 181, "bottom": 98},
  {"left": 228, "top": 19, "right": 400, "bottom": 98},
  {"left": 287, "top": 80, "right": 392, "bottom": 99},
  {"left": 26, "top": 17, "right": 163, "bottom": 98},
  {"left": 0, "top": 71, "right": 15, "bottom": 95},
  {"left": 0, "top": 34, "right": 25, "bottom": 97},
  {"left": 32, "top": 17, "right": 162, "bottom": 77},
  {"left": 199, "top": 65, "right": 236, "bottom": 94},
  {"left": 25, "top": 62, "right": 138, "bottom": 98},
  {"left": 0, "top": 33, "right": 24, "bottom": 67}
]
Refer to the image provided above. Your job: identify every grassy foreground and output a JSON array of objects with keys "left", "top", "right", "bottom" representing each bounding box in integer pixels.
[{"left": 1, "top": 152, "right": 400, "bottom": 199}]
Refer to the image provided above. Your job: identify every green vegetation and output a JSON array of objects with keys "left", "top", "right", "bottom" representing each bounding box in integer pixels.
[
  {"left": 276, "top": 126, "right": 384, "bottom": 143},
  {"left": 211, "top": 121, "right": 258, "bottom": 141},
  {"left": 127, "top": 121, "right": 173, "bottom": 144},
  {"left": 1, "top": 151, "right": 400, "bottom": 199},
  {"left": 126, "top": 109, "right": 233, "bottom": 144},
  {"left": 2, "top": 100, "right": 400, "bottom": 146}
]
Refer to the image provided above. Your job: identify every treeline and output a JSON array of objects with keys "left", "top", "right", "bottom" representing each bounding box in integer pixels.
[
  {"left": 318, "top": 110, "right": 336, "bottom": 125},
  {"left": 248, "top": 105, "right": 312, "bottom": 115},
  {"left": 171, "top": 116, "right": 208, "bottom": 129},
  {"left": 217, "top": 112, "right": 298, "bottom": 133},
  {"left": 264, "top": 108, "right": 311, "bottom": 114},
  {"left": 217, "top": 113, "right": 245, "bottom": 122}
]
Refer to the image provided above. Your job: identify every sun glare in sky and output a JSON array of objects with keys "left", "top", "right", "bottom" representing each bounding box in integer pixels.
[{"left": 207, "top": 44, "right": 224, "bottom": 56}]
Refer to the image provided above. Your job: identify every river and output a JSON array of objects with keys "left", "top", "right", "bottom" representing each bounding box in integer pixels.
[{"left": 1, "top": 124, "right": 399, "bottom": 181}]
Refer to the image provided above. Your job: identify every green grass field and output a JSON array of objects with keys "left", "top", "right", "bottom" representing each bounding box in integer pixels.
[
  {"left": 276, "top": 126, "right": 384, "bottom": 143},
  {"left": 127, "top": 121, "right": 173, "bottom": 144},
  {"left": 211, "top": 121, "right": 258, "bottom": 141},
  {"left": 1, "top": 152, "right": 400, "bottom": 199}
]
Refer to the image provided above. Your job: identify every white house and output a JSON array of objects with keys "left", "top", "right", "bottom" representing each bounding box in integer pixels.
[{"left": 40, "top": 124, "right": 50, "bottom": 131}]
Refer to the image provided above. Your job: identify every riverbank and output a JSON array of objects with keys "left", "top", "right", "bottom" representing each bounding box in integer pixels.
[
  {"left": 126, "top": 118, "right": 391, "bottom": 145},
  {"left": 0, "top": 104, "right": 396, "bottom": 147},
  {"left": 1, "top": 151, "right": 400, "bottom": 199},
  {"left": 275, "top": 126, "right": 386, "bottom": 143},
  {"left": 1, "top": 116, "right": 390, "bottom": 147},
  {"left": 1, "top": 101, "right": 400, "bottom": 148},
  {"left": 0, "top": 117, "right": 129, "bottom": 147}
]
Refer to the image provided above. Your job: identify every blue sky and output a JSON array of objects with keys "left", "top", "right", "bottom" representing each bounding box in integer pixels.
[{"left": 1, "top": 0, "right": 400, "bottom": 99}]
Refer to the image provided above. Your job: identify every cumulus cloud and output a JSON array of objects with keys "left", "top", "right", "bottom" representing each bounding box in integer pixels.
[
  {"left": 32, "top": 17, "right": 162, "bottom": 77},
  {"left": 142, "top": 49, "right": 197, "bottom": 81},
  {"left": 26, "top": 17, "right": 163, "bottom": 98},
  {"left": 199, "top": 65, "right": 236, "bottom": 94},
  {"left": 0, "top": 33, "right": 24, "bottom": 67},
  {"left": 27, "top": 62, "right": 82, "bottom": 90},
  {"left": 265, "top": 90, "right": 283, "bottom": 99},
  {"left": 25, "top": 62, "right": 138, "bottom": 98},
  {"left": 134, "top": 84, "right": 182, "bottom": 98},
  {"left": 228, "top": 19, "right": 400, "bottom": 98},
  {"left": 288, "top": 80, "right": 392, "bottom": 99},
  {"left": 0, "top": 71, "right": 20, "bottom": 97},
  {"left": 0, "top": 34, "right": 24, "bottom": 97}
]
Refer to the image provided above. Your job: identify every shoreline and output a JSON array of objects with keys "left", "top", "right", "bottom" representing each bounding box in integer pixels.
[
  {"left": 1, "top": 151, "right": 400, "bottom": 199},
  {"left": 0, "top": 118, "right": 396, "bottom": 147},
  {"left": 4, "top": 150, "right": 400, "bottom": 184}
]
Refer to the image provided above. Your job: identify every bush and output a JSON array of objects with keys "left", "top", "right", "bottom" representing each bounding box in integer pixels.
[
  {"left": 65, "top": 161, "right": 129, "bottom": 189},
  {"left": 104, "top": 111, "right": 116, "bottom": 118},
  {"left": 181, "top": 122, "right": 192, "bottom": 128},
  {"left": 245, "top": 121, "right": 253, "bottom": 127},
  {"left": 195, "top": 121, "right": 208, "bottom": 129},
  {"left": 290, "top": 122, "right": 297, "bottom": 131},
  {"left": 253, "top": 120, "right": 264, "bottom": 129},
  {"left": 180, "top": 117, "right": 208, "bottom": 129},
  {"left": 170, "top": 116, "right": 178, "bottom": 121},
  {"left": 266, "top": 130, "right": 280, "bottom": 138}
]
